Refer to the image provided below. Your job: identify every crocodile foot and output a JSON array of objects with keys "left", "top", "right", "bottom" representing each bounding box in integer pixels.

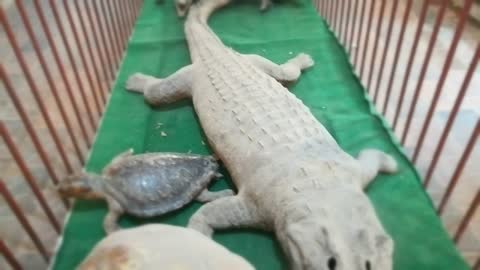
[
  {"left": 126, "top": 73, "right": 159, "bottom": 93},
  {"left": 357, "top": 149, "right": 398, "bottom": 188},
  {"left": 379, "top": 152, "right": 398, "bottom": 174},
  {"left": 291, "top": 53, "right": 315, "bottom": 70}
]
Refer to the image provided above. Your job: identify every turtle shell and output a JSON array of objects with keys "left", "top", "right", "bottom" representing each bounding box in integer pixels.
[{"left": 102, "top": 153, "right": 218, "bottom": 217}]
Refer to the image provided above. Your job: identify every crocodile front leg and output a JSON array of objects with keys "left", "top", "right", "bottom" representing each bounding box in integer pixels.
[
  {"left": 125, "top": 65, "right": 194, "bottom": 105},
  {"left": 357, "top": 149, "right": 398, "bottom": 188},
  {"left": 244, "top": 53, "right": 314, "bottom": 84},
  {"left": 188, "top": 195, "right": 264, "bottom": 237}
]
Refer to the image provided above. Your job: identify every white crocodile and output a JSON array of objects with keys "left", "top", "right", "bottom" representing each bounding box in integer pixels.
[{"left": 126, "top": 0, "right": 398, "bottom": 269}]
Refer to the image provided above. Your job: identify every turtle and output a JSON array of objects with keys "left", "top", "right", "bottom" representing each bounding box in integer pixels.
[{"left": 57, "top": 149, "right": 234, "bottom": 234}]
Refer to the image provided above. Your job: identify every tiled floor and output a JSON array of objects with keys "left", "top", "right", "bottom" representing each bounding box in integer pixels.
[{"left": 0, "top": 0, "right": 479, "bottom": 269}]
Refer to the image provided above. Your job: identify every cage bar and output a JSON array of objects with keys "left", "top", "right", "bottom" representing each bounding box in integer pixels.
[
  {"left": 359, "top": 0, "right": 376, "bottom": 79},
  {"left": 342, "top": 0, "right": 351, "bottom": 47},
  {"left": 120, "top": 0, "right": 132, "bottom": 39},
  {"left": 324, "top": 0, "right": 328, "bottom": 16},
  {"left": 101, "top": 0, "right": 122, "bottom": 70},
  {"left": 453, "top": 190, "right": 480, "bottom": 243},
  {"left": 113, "top": 0, "right": 129, "bottom": 50},
  {"left": 438, "top": 120, "right": 479, "bottom": 215},
  {"left": 366, "top": 0, "right": 387, "bottom": 92},
  {"left": 382, "top": 0, "right": 413, "bottom": 116},
  {"left": 372, "top": 0, "right": 399, "bottom": 103},
  {"left": 0, "top": 180, "right": 50, "bottom": 261},
  {"left": 84, "top": 0, "right": 114, "bottom": 93},
  {"left": 331, "top": 0, "right": 338, "bottom": 33},
  {"left": 96, "top": 0, "right": 117, "bottom": 81},
  {"left": 347, "top": 0, "right": 359, "bottom": 55},
  {"left": 14, "top": 0, "right": 85, "bottom": 165},
  {"left": 338, "top": 0, "right": 346, "bottom": 44},
  {"left": 400, "top": 0, "right": 449, "bottom": 144},
  {"left": 0, "top": 6, "right": 74, "bottom": 174},
  {"left": 123, "top": 0, "right": 133, "bottom": 36},
  {"left": 0, "top": 238, "right": 22, "bottom": 270},
  {"left": 32, "top": 0, "right": 92, "bottom": 148},
  {"left": 353, "top": 0, "right": 367, "bottom": 66},
  {"left": 392, "top": 0, "right": 431, "bottom": 130},
  {"left": 107, "top": 0, "right": 124, "bottom": 63},
  {"left": 62, "top": 0, "right": 103, "bottom": 114},
  {"left": 0, "top": 64, "right": 61, "bottom": 188},
  {"left": 47, "top": 0, "right": 97, "bottom": 131},
  {"left": 131, "top": 0, "right": 137, "bottom": 26},
  {"left": 412, "top": 0, "right": 474, "bottom": 163},
  {"left": 91, "top": 0, "right": 116, "bottom": 80},
  {"left": 424, "top": 44, "right": 480, "bottom": 187},
  {"left": 71, "top": 0, "right": 108, "bottom": 103},
  {"left": 0, "top": 0, "right": 144, "bottom": 267},
  {"left": 0, "top": 122, "right": 62, "bottom": 233}
]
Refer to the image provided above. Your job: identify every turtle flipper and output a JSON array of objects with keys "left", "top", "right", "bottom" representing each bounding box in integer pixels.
[
  {"left": 195, "top": 189, "right": 235, "bottom": 203},
  {"left": 104, "top": 198, "right": 124, "bottom": 235}
]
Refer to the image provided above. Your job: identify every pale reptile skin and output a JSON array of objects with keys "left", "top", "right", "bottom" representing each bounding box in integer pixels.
[
  {"left": 174, "top": 0, "right": 271, "bottom": 17},
  {"left": 78, "top": 224, "right": 255, "bottom": 270},
  {"left": 57, "top": 149, "right": 232, "bottom": 234},
  {"left": 126, "top": 0, "right": 398, "bottom": 269}
]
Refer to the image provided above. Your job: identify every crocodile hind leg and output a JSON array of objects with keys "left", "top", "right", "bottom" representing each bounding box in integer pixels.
[
  {"left": 195, "top": 188, "right": 235, "bottom": 203},
  {"left": 188, "top": 195, "right": 263, "bottom": 237},
  {"left": 125, "top": 65, "right": 193, "bottom": 105},
  {"left": 245, "top": 53, "right": 314, "bottom": 83},
  {"left": 357, "top": 149, "right": 398, "bottom": 188}
]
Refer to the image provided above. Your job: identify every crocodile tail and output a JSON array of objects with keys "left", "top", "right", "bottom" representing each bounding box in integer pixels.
[
  {"left": 188, "top": 0, "right": 231, "bottom": 23},
  {"left": 184, "top": 0, "right": 230, "bottom": 62}
]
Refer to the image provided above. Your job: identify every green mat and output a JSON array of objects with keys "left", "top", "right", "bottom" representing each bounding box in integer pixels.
[{"left": 53, "top": 0, "right": 469, "bottom": 269}]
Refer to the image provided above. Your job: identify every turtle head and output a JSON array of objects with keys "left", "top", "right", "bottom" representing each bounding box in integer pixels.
[{"left": 57, "top": 172, "right": 104, "bottom": 200}]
